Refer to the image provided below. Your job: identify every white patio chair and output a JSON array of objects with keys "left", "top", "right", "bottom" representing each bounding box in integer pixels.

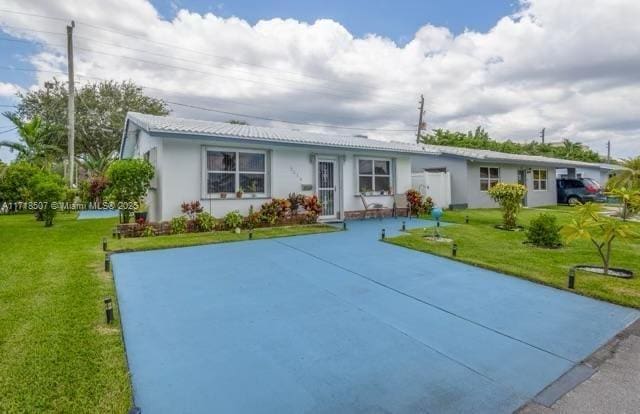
[
  {"left": 393, "top": 194, "right": 410, "bottom": 218},
  {"left": 360, "top": 193, "right": 384, "bottom": 219}
]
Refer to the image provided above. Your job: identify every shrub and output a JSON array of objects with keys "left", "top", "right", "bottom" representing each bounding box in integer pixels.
[
  {"left": 181, "top": 200, "right": 203, "bottom": 220},
  {"left": 0, "top": 162, "right": 40, "bottom": 208},
  {"left": 31, "top": 175, "right": 65, "bottom": 227},
  {"left": 170, "top": 216, "right": 188, "bottom": 234},
  {"left": 105, "top": 159, "right": 154, "bottom": 223},
  {"left": 246, "top": 205, "right": 260, "bottom": 229},
  {"left": 406, "top": 189, "right": 425, "bottom": 215},
  {"left": 195, "top": 211, "right": 215, "bottom": 232},
  {"left": 424, "top": 196, "right": 434, "bottom": 215},
  {"left": 260, "top": 198, "right": 291, "bottom": 224},
  {"left": 302, "top": 194, "right": 322, "bottom": 216},
  {"left": 88, "top": 176, "right": 109, "bottom": 205},
  {"left": 288, "top": 193, "right": 306, "bottom": 212},
  {"left": 224, "top": 210, "right": 244, "bottom": 230},
  {"left": 525, "top": 213, "right": 562, "bottom": 248},
  {"left": 487, "top": 183, "right": 527, "bottom": 229}
]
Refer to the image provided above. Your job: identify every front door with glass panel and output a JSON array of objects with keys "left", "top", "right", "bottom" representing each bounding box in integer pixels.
[
  {"left": 317, "top": 159, "right": 337, "bottom": 219},
  {"left": 517, "top": 169, "right": 528, "bottom": 206}
]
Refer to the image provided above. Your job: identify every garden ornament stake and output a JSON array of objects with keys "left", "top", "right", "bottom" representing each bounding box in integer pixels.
[{"left": 431, "top": 207, "right": 443, "bottom": 238}]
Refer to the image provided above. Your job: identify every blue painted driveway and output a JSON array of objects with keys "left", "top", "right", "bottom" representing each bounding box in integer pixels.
[{"left": 112, "top": 218, "right": 639, "bottom": 414}]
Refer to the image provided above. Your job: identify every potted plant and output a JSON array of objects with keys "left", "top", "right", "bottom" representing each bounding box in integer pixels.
[
  {"left": 219, "top": 192, "right": 227, "bottom": 199},
  {"left": 236, "top": 188, "right": 244, "bottom": 198},
  {"left": 134, "top": 201, "right": 148, "bottom": 223}
]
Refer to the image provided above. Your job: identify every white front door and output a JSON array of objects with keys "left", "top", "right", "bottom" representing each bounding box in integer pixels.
[{"left": 317, "top": 159, "right": 337, "bottom": 219}]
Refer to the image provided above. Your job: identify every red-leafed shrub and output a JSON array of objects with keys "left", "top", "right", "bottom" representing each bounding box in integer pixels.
[
  {"left": 181, "top": 200, "right": 203, "bottom": 219},
  {"left": 89, "top": 176, "right": 109, "bottom": 204},
  {"left": 302, "top": 194, "right": 322, "bottom": 216},
  {"left": 406, "top": 189, "right": 425, "bottom": 215}
]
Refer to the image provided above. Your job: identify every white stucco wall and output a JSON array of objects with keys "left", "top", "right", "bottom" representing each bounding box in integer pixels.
[
  {"left": 137, "top": 136, "right": 412, "bottom": 221},
  {"left": 466, "top": 162, "right": 557, "bottom": 208}
]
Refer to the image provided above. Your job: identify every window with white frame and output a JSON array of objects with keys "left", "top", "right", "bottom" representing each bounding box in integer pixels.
[
  {"left": 532, "top": 169, "right": 548, "bottom": 191},
  {"left": 206, "top": 149, "right": 266, "bottom": 195},
  {"left": 358, "top": 158, "right": 391, "bottom": 194},
  {"left": 480, "top": 167, "right": 500, "bottom": 191}
]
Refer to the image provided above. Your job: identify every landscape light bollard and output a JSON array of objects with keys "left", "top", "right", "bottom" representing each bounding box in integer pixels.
[
  {"left": 465, "top": 215, "right": 469, "bottom": 224},
  {"left": 102, "top": 237, "right": 107, "bottom": 251},
  {"left": 249, "top": 230, "right": 253, "bottom": 240},
  {"left": 104, "top": 298, "right": 114, "bottom": 324},
  {"left": 112, "top": 228, "right": 116, "bottom": 238},
  {"left": 452, "top": 243, "right": 458, "bottom": 257},
  {"left": 104, "top": 254, "right": 110, "bottom": 272},
  {"left": 343, "top": 221, "right": 347, "bottom": 231},
  {"left": 568, "top": 268, "right": 576, "bottom": 289},
  {"left": 381, "top": 228, "right": 386, "bottom": 240},
  {"left": 402, "top": 221, "right": 406, "bottom": 231}
]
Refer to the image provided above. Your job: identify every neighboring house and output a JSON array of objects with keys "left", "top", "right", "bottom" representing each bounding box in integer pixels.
[
  {"left": 120, "top": 113, "right": 436, "bottom": 222},
  {"left": 410, "top": 146, "right": 602, "bottom": 208}
]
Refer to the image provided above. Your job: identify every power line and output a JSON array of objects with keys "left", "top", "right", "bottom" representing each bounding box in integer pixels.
[
  {"left": 0, "top": 126, "right": 17, "bottom": 134},
  {"left": 166, "top": 101, "right": 415, "bottom": 132},
  {"left": 0, "top": 66, "right": 416, "bottom": 134}
]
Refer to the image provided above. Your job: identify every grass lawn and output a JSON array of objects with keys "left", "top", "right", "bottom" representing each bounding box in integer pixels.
[
  {"left": 387, "top": 207, "right": 640, "bottom": 308},
  {"left": 0, "top": 213, "right": 336, "bottom": 413}
]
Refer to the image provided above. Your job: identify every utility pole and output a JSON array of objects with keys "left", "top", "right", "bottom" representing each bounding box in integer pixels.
[
  {"left": 66, "top": 21, "right": 75, "bottom": 187},
  {"left": 416, "top": 94, "right": 425, "bottom": 144},
  {"left": 606, "top": 140, "right": 611, "bottom": 163},
  {"left": 540, "top": 128, "right": 545, "bottom": 144}
]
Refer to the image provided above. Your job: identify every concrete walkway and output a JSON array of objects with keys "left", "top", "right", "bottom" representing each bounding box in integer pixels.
[{"left": 519, "top": 320, "right": 640, "bottom": 414}]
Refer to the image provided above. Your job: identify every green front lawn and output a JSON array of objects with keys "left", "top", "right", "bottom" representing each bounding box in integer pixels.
[
  {"left": 387, "top": 208, "right": 640, "bottom": 308},
  {"left": 0, "top": 214, "right": 336, "bottom": 413}
]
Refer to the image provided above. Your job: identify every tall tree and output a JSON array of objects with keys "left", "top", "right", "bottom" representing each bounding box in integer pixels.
[
  {"left": 420, "top": 128, "right": 602, "bottom": 162},
  {"left": 16, "top": 79, "right": 170, "bottom": 161},
  {"left": 0, "top": 114, "right": 63, "bottom": 169}
]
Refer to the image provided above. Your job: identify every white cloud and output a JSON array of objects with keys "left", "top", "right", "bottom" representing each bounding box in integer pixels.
[
  {"left": 0, "top": 82, "right": 23, "bottom": 97},
  {"left": 0, "top": 0, "right": 638, "bottom": 157}
]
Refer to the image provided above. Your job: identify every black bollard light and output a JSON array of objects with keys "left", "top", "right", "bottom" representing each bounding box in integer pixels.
[
  {"left": 112, "top": 228, "right": 117, "bottom": 238},
  {"left": 104, "top": 297, "right": 114, "bottom": 324},
  {"left": 381, "top": 228, "right": 386, "bottom": 240},
  {"left": 343, "top": 221, "right": 347, "bottom": 231},
  {"left": 567, "top": 268, "right": 575, "bottom": 289},
  {"left": 102, "top": 237, "right": 108, "bottom": 251},
  {"left": 402, "top": 221, "right": 406, "bottom": 231},
  {"left": 104, "top": 254, "right": 110, "bottom": 272},
  {"left": 452, "top": 243, "right": 458, "bottom": 257},
  {"left": 249, "top": 229, "right": 253, "bottom": 240},
  {"left": 465, "top": 215, "right": 469, "bottom": 224}
]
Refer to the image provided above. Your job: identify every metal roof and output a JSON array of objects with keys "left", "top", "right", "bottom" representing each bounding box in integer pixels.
[
  {"left": 124, "top": 112, "right": 440, "bottom": 155},
  {"left": 123, "top": 112, "right": 604, "bottom": 169}
]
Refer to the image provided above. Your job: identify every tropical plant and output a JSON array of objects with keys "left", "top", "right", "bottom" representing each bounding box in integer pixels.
[
  {"left": 406, "top": 189, "right": 425, "bottom": 215},
  {"left": 606, "top": 186, "right": 640, "bottom": 221},
  {"left": 259, "top": 198, "right": 291, "bottom": 224},
  {"left": 560, "top": 203, "right": 636, "bottom": 274},
  {"left": 105, "top": 159, "right": 154, "bottom": 223},
  {"left": 0, "top": 114, "right": 63, "bottom": 169},
  {"left": 288, "top": 192, "right": 306, "bottom": 212},
  {"left": 487, "top": 183, "right": 527, "bottom": 229},
  {"left": 423, "top": 196, "right": 434, "bottom": 215},
  {"left": 76, "top": 152, "right": 116, "bottom": 177},
  {"left": 302, "top": 195, "right": 322, "bottom": 216},
  {"left": 195, "top": 211, "right": 215, "bottom": 232},
  {"left": 30, "top": 173, "right": 65, "bottom": 226},
  {"left": 181, "top": 200, "right": 203, "bottom": 220},
  {"left": 223, "top": 210, "right": 244, "bottom": 230},
  {"left": 525, "top": 213, "right": 562, "bottom": 248},
  {"left": 607, "top": 156, "right": 640, "bottom": 190},
  {"left": 170, "top": 216, "right": 188, "bottom": 234}
]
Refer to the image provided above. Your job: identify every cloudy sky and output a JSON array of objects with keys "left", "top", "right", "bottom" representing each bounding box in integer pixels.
[{"left": 0, "top": 0, "right": 638, "bottom": 161}]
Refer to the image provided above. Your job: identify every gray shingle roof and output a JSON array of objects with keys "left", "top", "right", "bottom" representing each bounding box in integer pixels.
[
  {"left": 123, "top": 112, "right": 603, "bottom": 169},
  {"left": 125, "top": 112, "right": 439, "bottom": 155}
]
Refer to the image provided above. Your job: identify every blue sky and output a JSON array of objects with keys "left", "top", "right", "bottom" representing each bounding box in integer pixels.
[{"left": 157, "top": 0, "right": 516, "bottom": 41}]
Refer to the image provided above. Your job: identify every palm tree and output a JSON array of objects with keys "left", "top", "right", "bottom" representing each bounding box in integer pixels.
[
  {"left": 76, "top": 151, "right": 116, "bottom": 177},
  {"left": 607, "top": 156, "right": 640, "bottom": 190},
  {"left": 0, "top": 113, "right": 63, "bottom": 169}
]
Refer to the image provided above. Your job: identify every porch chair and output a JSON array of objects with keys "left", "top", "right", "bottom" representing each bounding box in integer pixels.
[
  {"left": 393, "top": 194, "right": 410, "bottom": 218},
  {"left": 360, "top": 193, "right": 385, "bottom": 219}
]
